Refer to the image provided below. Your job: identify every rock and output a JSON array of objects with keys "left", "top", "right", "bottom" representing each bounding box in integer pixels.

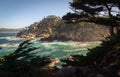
[
  {"left": 55, "top": 66, "right": 78, "bottom": 77},
  {"left": 48, "top": 58, "right": 59, "bottom": 67},
  {"left": 99, "top": 66, "right": 120, "bottom": 77},
  {"left": 88, "top": 73, "right": 104, "bottom": 77},
  {"left": 40, "top": 36, "right": 56, "bottom": 42},
  {"left": 17, "top": 15, "right": 109, "bottom": 42},
  {"left": 55, "top": 66, "right": 104, "bottom": 77},
  {"left": 40, "top": 35, "right": 71, "bottom": 42}
]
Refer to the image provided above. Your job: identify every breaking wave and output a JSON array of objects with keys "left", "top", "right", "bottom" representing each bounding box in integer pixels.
[{"left": 0, "top": 32, "right": 100, "bottom": 58}]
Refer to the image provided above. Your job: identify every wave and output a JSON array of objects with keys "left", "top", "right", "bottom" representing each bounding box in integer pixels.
[
  {"left": 0, "top": 36, "right": 24, "bottom": 41},
  {"left": 0, "top": 36, "right": 25, "bottom": 44},
  {"left": 0, "top": 39, "right": 101, "bottom": 58},
  {"left": 40, "top": 41, "right": 101, "bottom": 48},
  {"left": 31, "top": 41, "right": 101, "bottom": 58},
  {"left": 0, "top": 43, "right": 19, "bottom": 47}
]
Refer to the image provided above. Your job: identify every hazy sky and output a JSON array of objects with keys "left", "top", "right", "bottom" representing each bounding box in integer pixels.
[{"left": 0, "top": 0, "right": 71, "bottom": 29}]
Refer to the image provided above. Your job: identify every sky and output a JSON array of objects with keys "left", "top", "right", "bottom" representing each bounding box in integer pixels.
[{"left": 0, "top": 0, "right": 72, "bottom": 29}]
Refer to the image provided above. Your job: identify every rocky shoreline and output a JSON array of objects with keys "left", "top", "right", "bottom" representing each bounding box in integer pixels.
[{"left": 17, "top": 15, "right": 110, "bottom": 42}]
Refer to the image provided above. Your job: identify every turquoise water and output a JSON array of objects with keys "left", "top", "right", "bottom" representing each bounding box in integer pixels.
[
  {"left": 30, "top": 41, "right": 88, "bottom": 58},
  {"left": 0, "top": 33, "right": 99, "bottom": 58},
  {"left": 0, "top": 32, "right": 22, "bottom": 56},
  {"left": 0, "top": 47, "right": 16, "bottom": 56},
  {"left": 0, "top": 33, "right": 23, "bottom": 44},
  {"left": 0, "top": 33, "right": 17, "bottom": 37},
  {"left": 0, "top": 41, "right": 88, "bottom": 58}
]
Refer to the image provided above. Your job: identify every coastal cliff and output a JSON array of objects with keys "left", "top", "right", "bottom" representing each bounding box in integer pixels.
[{"left": 17, "top": 15, "right": 110, "bottom": 41}]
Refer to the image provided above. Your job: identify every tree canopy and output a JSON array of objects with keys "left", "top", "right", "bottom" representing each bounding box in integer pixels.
[{"left": 63, "top": 0, "right": 120, "bottom": 36}]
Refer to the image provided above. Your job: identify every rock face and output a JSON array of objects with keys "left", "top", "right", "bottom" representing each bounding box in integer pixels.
[
  {"left": 55, "top": 22, "right": 109, "bottom": 41},
  {"left": 55, "top": 66, "right": 104, "bottom": 77},
  {"left": 17, "top": 15, "right": 110, "bottom": 41}
]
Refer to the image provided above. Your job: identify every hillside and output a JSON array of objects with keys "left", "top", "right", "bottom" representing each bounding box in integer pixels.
[{"left": 17, "top": 15, "right": 110, "bottom": 42}]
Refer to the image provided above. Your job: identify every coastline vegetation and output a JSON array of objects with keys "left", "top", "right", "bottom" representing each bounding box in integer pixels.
[{"left": 0, "top": 40, "right": 54, "bottom": 77}]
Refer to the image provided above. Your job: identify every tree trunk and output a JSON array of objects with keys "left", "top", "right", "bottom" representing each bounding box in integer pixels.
[
  {"left": 109, "top": 26, "right": 115, "bottom": 36},
  {"left": 105, "top": 4, "right": 115, "bottom": 36},
  {"left": 116, "top": 26, "right": 120, "bottom": 34}
]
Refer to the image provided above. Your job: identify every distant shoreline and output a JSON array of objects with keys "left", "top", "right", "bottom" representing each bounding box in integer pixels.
[
  {"left": 0, "top": 32, "right": 19, "bottom": 33},
  {"left": 0, "top": 28, "right": 22, "bottom": 33}
]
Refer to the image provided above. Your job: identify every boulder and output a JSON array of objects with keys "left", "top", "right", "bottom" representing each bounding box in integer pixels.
[{"left": 55, "top": 66, "right": 104, "bottom": 77}]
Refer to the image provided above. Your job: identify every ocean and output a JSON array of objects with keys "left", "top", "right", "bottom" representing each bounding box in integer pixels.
[
  {"left": 0, "top": 32, "right": 100, "bottom": 58},
  {"left": 0, "top": 32, "right": 23, "bottom": 56}
]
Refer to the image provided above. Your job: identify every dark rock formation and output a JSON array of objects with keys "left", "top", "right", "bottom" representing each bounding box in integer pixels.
[
  {"left": 55, "top": 66, "right": 104, "bottom": 77},
  {"left": 40, "top": 35, "right": 71, "bottom": 42}
]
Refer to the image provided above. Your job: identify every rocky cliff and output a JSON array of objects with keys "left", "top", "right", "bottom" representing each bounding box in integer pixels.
[{"left": 17, "top": 15, "right": 110, "bottom": 41}]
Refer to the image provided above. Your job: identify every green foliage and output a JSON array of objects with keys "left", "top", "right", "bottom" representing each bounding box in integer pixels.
[
  {"left": 88, "top": 17, "right": 120, "bottom": 27},
  {"left": 63, "top": 0, "right": 120, "bottom": 36},
  {"left": 0, "top": 40, "right": 51, "bottom": 77},
  {"left": 69, "top": 0, "right": 120, "bottom": 17}
]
